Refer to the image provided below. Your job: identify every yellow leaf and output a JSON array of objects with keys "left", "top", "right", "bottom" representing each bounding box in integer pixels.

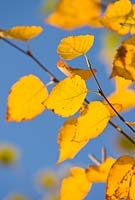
[
  {"left": 86, "top": 157, "right": 116, "bottom": 182},
  {"left": 126, "top": 121, "right": 135, "bottom": 126},
  {"left": 57, "top": 34, "right": 94, "bottom": 60},
  {"left": 45, "top": 0, "right": 102, "bottom": 30},
  {"left": 57, "top": 60, "right": 96, "bottom": 80},
  {"left": 107, "top": 76, "right": 135, "bottom": 113},
  {"left": 110, "top": 36, "right": 135, "bottom": 81},
  {"left": 60, "top": 167, "right": 92, "bottom": 200},
  {"left": 57, "top": 118, "right": 88, "bottom": 164},
  {"left": 43, "top": 75, "right": 87, "bottom": 117},
  {"left": 100, "top": 0, "right": 135, "bottom": 35},
  {"left": 105, "top": 155, "right": 135, "bottom": 200},
  {"left": 104, "top": 103, "right": 122, "bottom": 117},
  {"left": 7, "top": 74, "right": 48, "bottom": 122},
  {"left": 0, "top": 26, "right": 43, "bottom": 41},
  {"left": 74, "top": 101, "right": 110, "bottom": 141}
]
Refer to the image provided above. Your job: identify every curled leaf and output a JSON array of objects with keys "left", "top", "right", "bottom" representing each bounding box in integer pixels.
[
  {"left": 57, "top": 60, "right": 96, "bottom": 80},
  {"left": 7, "top": 74, "right": 48, "bottom": 122},
  {"left": 57, "top": 34, "right": 94, "bottom": 60}
]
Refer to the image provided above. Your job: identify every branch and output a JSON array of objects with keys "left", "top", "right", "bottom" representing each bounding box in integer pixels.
[
  {"left": 1, "top": 37, "right": 135, "bottom": 144},
  {"left": 84, "top": 54, "right": 135, "bottom": 134}
]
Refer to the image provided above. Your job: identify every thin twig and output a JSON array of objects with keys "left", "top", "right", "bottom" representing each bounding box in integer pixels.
[
  {"left": 88, "top": 154, "right": 101, "bottom": 165},
  {"left": 84, "top": 54, "right": 135, "bottom": 134},
  {"left": 101, "top": 147, "right": 107, "bottom": 162}
]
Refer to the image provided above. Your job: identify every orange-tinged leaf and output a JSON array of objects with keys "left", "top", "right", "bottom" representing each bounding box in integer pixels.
[
  {"left": 7, "top": 74, "right": 48, "bottom": 122},
  {"left": 105, "top": 155, "right": 135, "bottom": 200},
  {"left": 110, "top": 36, "right": 135, "bottom": 81},
  {"left": 43, "top": 75, "right": 87, "bottom": 117},
  {"left": 57, "top": 34, "right": 94, "bottom": 60},
  {"left": 0, "top": 26, "right": 43, "bottom": 41},
  {"left": 60, "top": 167, "right": 92, "bottom": 200},
  {"left": 104, "top": 103, "right": 122, "bottom": 117},
  {"left": 57, "top": 118, "right": 88, "bottom": 164},
  {"left": 74, "top": 101, "right": 110, "bottom": 141},
  {"left": 126, "top": 121, "right": 135, "bottom": 126},
  {"left": 86, "top": 157, "right": 116, "bottom": 182},
  {"left": 45, "top": 0, "right": 102, "bottom": 30},
  {"left": 57, "top": 60, "right": 96, "bottom": 80},
  {"left": 100, "top": 0, "right": 135, "bottom": 35}
]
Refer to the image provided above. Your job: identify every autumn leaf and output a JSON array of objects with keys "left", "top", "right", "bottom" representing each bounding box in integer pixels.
[
  {"left": 57, "top": 34, "right": 94, "bottom": 60},
  {"left": 0, "top": 26, "right": 43, "bottom": 41},
  {"left": 100, "top": 0, "right": 135, "bottom": 35},
  {"left": 86, "top": 157, "right": 116, "bottom": 182},
  {"left": 74, "top": 101, "right": 110, "bottom": 141},
  {"left": 107, "top": 76, "right": 135, "bottom": 112},
  {"left": 110, "top": 36, "right": 135, "bottom": 81},
  {"left": 60, "top": 167, "right": 92, "bottom": 200},
  {"left": 105, "top": 155, "right": 135, "bottom": 200},
  {"left": 57, "top": 118, "right": 88, "bottom": 164},
  {"left": 57, "top": 60, "right": 96, "bottom": 80},
  {"left": 45, "top": 0, "right": 102, "bottom": 30},
  {"left": 43, "top": 75, "right": 87, "bottom": 117},
  {"left": 7, "top": 74, "right": 48, "bottom": 122}
]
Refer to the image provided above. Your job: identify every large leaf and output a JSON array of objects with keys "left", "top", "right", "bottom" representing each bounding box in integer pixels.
[{"left": 7, "top": 74, "right": 48, "bottom": 122}]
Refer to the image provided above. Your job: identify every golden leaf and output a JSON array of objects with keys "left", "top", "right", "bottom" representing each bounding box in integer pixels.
[
  {"left": 57, "top": 60, "right": 96, "bottom": 80},
  {"left": 100, "top": 0, "right": 135, "bottom": 35},
  {"left": 45, "top": 0, "right": 102, "bottom": 30},
  {"left": 43, "top": 75, "right": 87, "bottom": 117},
  {"left": 60, "top": 167, "right": 92, "bottom": 200},
  {"left": 7, "top": 74, "right": 48, "bottom": 122},
  {"left": 57, "top": 118, "right": 88, "bottom": 164},
  {"left": 0, "top": 26, "right": 43, "bottom": 41},
  {"left": 74, "top": 101, "right": 110, "bottom": 141},
  {"left": 104, "top": 103, "right": 122, "bottom": 117},
  {"left": 86, "top": 157, "right": 116, "bottom": 182},
  {"left": 107, "top": 76, "right": 135, "bottom": 112},
  {"left": 110, "top": 36, "right": 135, "bottom": 81},
  {"left": 57, "top": 34, "right": 94, "bottom": 60},
  {"left": 105, "top": 155, "right": 135, "bottom": 200}
]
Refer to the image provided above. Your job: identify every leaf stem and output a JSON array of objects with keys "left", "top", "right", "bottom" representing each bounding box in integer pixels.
[{"left": 84, "top": 54, "right": 135, "bottom": 134}]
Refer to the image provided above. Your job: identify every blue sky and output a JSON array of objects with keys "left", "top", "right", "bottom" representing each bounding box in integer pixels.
[{"left": 0, "top": 0, "right": 134, "bottom": 200}]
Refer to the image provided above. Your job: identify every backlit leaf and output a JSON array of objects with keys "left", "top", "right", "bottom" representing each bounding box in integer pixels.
[
  {"left": 43, "top": 75, "right": 87, "bottom": 117},
  {"left": 60, "top": 167, "right": 92, "bottom": 200},
  {"left": 86, "top": 157, "right": 115, "bottom": 182},
  {"left": 57, "top": 118, "right": 88, "bottom": 164},
  {"left": 7, "top": 74, "right": 48, "bottom": 122},
  {"left": 0, "top": 26, "right": 43, "bottom": 41},
  {"left": 57, "top": 35, "right": 94, "bottom": 60},
  {"left": 45, "top": 0, "right": 102, "bottom": 30},
  {"left": 107, "top": 76, "right": 135, "bottom": 112},
  {"left": 74, "top": 101, "right": 110, "bottom": 141},
  {"left": 110, "top": 36, "right": 135, "bottom": 81},
  {"left": 57, "top": 60, "right": 96, "bottom": 80},
  {"left": 100, "top": 0, "right": 135, "bottom": 35},
  {"left": 105, "top": 155, "right": 135, "bottom": 200}
]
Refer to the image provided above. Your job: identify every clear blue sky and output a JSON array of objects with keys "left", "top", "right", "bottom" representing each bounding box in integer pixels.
[{"left": 0, "top": 1, "right": 134, "bottom": 200}]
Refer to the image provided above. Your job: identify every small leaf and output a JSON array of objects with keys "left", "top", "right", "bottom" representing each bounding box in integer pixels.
[
  {"left": 57, "top": 34, "right": 94, "bottom": 60},
  {"left": 60, "top": 167, "right": 92, "bottom": 200},
  {"left": 7, "top": 74, "right": 48, "bottom": 122},
  {"left": 57, "top": 118, "right": 88, "bottom": 164},
  {"left": 105, "top": 155, "right": 135, "bottom": 200},
  {"left": 57, "top": 60, "right": 96, "bottom": 80},
  {"left": 43, "top": 75, "right": 87, "bottom": 117},
  {"left": 104, "top": 103, "right": 122, "bottom": 117},
  {"left": 86, "top": 157, "right": 115, "bottom": 182},
  {"left": 0, "top": 26, "right": 43, "bottom": 41}
]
